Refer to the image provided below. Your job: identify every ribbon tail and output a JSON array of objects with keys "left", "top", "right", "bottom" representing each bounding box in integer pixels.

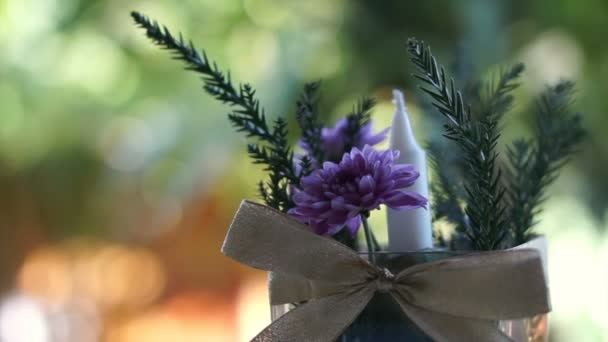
[
  {"left": 252, "top": 286, "right": 375, "bottom": 342},
  {"left": 269, "top": 271, "right": 357, "bottom": 305},
  {"left": 269, "top": 271, "right": 313, "bottom": 305},
  {"left": 390, "top": 291, "right": 513, "bottom": 342}
]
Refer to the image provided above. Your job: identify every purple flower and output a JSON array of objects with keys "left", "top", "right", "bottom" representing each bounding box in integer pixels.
[
  {"left": 288, "top": 145, "right": 427, "bottom": 236},
  {"left": 300, "top": 118, "right": 389, "bottom": 162}
]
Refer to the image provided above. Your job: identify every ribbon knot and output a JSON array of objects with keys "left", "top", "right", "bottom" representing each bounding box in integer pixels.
[
  {"left": 222, "top": 200, "right": 550, "bottom": 342},
  {"left": 374, "top": 267, "right": 395, "bottom": 293}
]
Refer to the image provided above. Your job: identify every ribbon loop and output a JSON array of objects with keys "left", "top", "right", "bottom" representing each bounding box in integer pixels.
[
  {"left": 223, "top": 200, "right": 551, "bottom": 342},
  {"left": 222, "top": 200, "right": 375, "bottom": 285}
]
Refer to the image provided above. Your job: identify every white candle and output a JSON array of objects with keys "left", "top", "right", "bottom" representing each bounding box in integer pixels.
[{"left": 387, "top": 89, "right": 433, "bottom": 251}]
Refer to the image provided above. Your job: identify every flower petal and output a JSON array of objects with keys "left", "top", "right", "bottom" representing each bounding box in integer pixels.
[
  {"left": 358, "top": 175, "right": 376, "bottom": 193},
  {"left": 345, "top": 215, "right": 362, "bottom": 237},
  {"left": 383, "top": 190, "right": 428, "bottom": 209}
]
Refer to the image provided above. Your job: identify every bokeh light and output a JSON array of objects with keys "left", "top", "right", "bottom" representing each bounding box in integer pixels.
[
  {"left": 0, "top": 295, "right": 49, "bottom": 342},
  {"left": 107, "top": 292, "right": 235, "bottom": 342}
]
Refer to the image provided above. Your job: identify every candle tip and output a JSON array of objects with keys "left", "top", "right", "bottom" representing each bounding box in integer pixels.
[
  {"left": 390, "top": 88, "right": 420, "bottom": 150},
  {"left": 392, "top": 89, "right": 406, "bottom": 112}
]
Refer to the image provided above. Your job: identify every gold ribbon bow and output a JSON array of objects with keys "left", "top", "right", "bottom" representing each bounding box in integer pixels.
[{"left": 222, "top": 201, "right": 551, "bottom": 342}]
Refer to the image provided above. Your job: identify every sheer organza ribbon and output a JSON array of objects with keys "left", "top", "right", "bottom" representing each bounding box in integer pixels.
[{"left": 222, "top": 200, "right": 550, "bottom": 342}]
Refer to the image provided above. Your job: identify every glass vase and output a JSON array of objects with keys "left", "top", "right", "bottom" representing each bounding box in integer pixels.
[{"left": 270, "top": 250, "right": 548, "bottom": 342}]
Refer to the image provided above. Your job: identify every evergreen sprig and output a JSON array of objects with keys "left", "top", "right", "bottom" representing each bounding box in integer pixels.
[
  {"left": 296, "top": 81, "right": 325, "bottom": 165},
  {"left": 477, "top": 63, "right": 525, "bottom": 120},
  {"left": 132, "top": 11, "right": 296, "bottom": 211},
  {"left": 427, "top": 142, "right": 467, "bottom": 230},
  {"left": 507, "top": 81, "right": 585, "bottom": 244},
  {"left": 408, "top": 38, "right": 509, "bottom": 250},
  {"left": 344, "top": 97, "right": 376, "bottom": 152}
]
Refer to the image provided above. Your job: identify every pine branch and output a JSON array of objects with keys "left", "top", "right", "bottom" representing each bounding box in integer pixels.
[
  {"left": 297, "top": 155, "right": 314, "bottom": 178},
  {"left": 427, "top": 142, "right": 467, "bottom": 231},
  {"left": 344, "top": 97, "right": 376, "bottom": 151},
  {"left": 131, "top": 12, "right": 272, "bottom": 140},
  {"left": 427, "top": 140, "right": 473, "bottom": 250},
  {"left": 507, "top": 81, "right": 585, "bottom": 245},
  {"left": 132, "top": 11, "right": 296, "bottom": 211},
  {"left": 258, "top": 181, "right": 271, "bottom": 204},
  {"left": 478, "top": 63, "right": 525, "bottom": 120},
  {"left": 296, "top": 81, "right": 325, "bottom": 164},
  {"left": 408, "top": 38, "right": 509, "bottom": 250}
]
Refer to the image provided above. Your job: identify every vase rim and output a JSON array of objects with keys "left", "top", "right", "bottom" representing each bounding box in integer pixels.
[{"left": 357, "top": 249, "right": 469, "bottom": 256}]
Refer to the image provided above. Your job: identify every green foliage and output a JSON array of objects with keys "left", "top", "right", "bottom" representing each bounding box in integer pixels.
[
  {"left": 410, "top": 38, "right": 586, "bottom": 250},
  {"left": 427, "top": 142, "right": 467, "bottom": 231},
  {"left": 343, "top": 97, "right": 376, "bottom": 153},
  {"left": 476, "top": 63, "right": 525, "bottom": 120},
  {"left": 132, "top": 11, "right": 297, "bottom": 212},
  {"left": 296, "top": 81, "right": 325, "bottom": 166},
  {"left": 408, "top": 38, "right": 520, "bottom": 250},
  {"left": 506, "top": 81, "right": 585, "bottom": 245}
]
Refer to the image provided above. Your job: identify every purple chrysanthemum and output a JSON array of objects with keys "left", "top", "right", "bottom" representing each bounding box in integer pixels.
[
  {"left": 300, "top": 118, "right": 389, "bottom": 162},
  {"left": 288, "top": 145, "right": 427, "bottom": 236}
]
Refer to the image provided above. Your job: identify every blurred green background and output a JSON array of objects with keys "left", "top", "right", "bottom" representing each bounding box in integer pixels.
[{"left": 0, "top": 0, "right": 607, "bottom": 341}]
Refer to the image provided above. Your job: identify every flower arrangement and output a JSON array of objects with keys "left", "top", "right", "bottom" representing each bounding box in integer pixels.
[
  {"left": 131, "top": 10, "right": 585, "bottom": 341},
  {"left": 131, "top": 11, "right": 585, "bottom": 255}
]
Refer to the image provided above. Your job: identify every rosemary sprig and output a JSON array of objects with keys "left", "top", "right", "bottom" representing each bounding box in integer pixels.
[
  {"left": 132, "top": 11, "right": 296, "bottom": 211},
  {"left": 408, "top": 38, "right": 508, "bottom": 250},
  {"left": 507, "top": 81, "right": 585, "bottom": 244}
]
